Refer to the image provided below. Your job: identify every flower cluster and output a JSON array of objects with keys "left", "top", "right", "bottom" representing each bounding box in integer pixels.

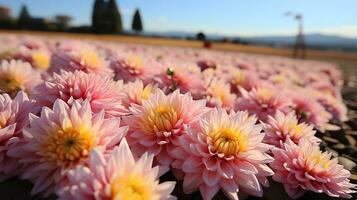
[{"left": 0, "top": 35, "right": 355, "bottom": 200}]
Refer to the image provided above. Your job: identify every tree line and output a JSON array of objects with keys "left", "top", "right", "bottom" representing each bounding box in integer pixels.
[{"left": 0, "top": 0, "right": 143, "bottom": 34}]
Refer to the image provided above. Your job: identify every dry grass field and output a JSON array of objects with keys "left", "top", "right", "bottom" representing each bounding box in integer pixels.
[{"left": 1, "top": 30, "right": 357, "bottom": 76}]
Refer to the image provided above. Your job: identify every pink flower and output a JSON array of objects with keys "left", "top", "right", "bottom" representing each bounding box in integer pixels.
[
  {"left": 121, "top": 79, "right": 158, "bottom": 109},
  {"left": 0, "top": 60, "right": 42, "bottom": 97},
  {"left": 109, "top": 53, "right": 163, "bottom": 83},
  {"left": 270, "top": 138, "right": 356, "bottom": 199},
  {"left": 0, "top": 91, "right": 35, "bottom": 181},
  {"left": 291, "top": 94, "right": 332, "bottom": 131},
  {"left": 314, "top": 92, "right": 348, "bottom": 122},
  {"left": 12, "top": 47, "right": 51, "bottom": 70},
  {"left": 58, "top": 139, "right": 176, "bottom": 200},
  {"left": 33, "top": 70, "right": 127, "bottom": 118},
  {"left": 49, "top": 45, "right": 113, "bottom": 77},
  {"left": 236, "top": 87, "right": 290, "bottom": 122},
  {"left": 205, "top": 78, "right": 236, "bottom": 110},
  {"left": 171, "top": 108, "right": 274, "bottom": 200},
  {"left": 123, "top": 89, "right": 208, "bottom": 167},
  {"left": 7, "top": 99, "right": 128, "bottom": 196},
  {"left": 225, "top": 67, "right": 259, "bottom": 93},
  {"left": 263, "top": 111, "right": 320, "bottom": 148},
  {"left": 155, "top": 66, "right": 205, "bottom": 99}
]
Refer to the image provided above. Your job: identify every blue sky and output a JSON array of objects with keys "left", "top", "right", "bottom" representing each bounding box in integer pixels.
[{"left": 1, "top": 0, "right": 357, "bottom": 38}]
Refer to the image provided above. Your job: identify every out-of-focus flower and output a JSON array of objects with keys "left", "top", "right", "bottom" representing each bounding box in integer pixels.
[
  {"left": 205, "top": 78, "right": 236, "bottom": 110},
  {"left": 0, "top": 91, "right": 35, "bottom": 181},
  {"left": 171, "top": 108, "right": 274, "bottom": 200},
  {"left": 124, "top": 89, "right": 208, "bottom": 167},
  {"left": 109, "top": 53, "right": 163, "bottom": 83},
  {"left": 236, "top": 87, "right": 290, "bottom": 122},
  {"left": 49, "top": 45, "right": 113, "bottom": 77},
  {"left": 291, "top": 94, "right": 332, "bottom": 131},
  {"left": 0, "top": 60, "right": 42, "bottom": 97},
  {"left": 58, "top": 139, "right": 176, "bottom": 200},
  {"left": 271, "top": 138, "right": 356, "bottom": 199},
  {"left": 121, "top": 79, "right": 158, "bottom": 108},
  {"left": 263, "top": 111, "right": 320, "bottom": 148},
  {"left": 29, "top": 50, "right": 51, "bottom": 70},
  {"left": 312, "top": 90, "right": 348, "bottom": 122},
  {"left": 7, "top": 99, "right": 127, "bottom": 196},
  {"left": 156, "top": 66, "right": 205, "bottom": 99},
  {"left": 33, "top": 70, "right": 127, "bottom": 118}
]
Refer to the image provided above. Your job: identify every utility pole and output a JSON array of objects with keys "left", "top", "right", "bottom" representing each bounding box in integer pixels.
[{"left": 285, "top": 12, "right": 306, "bottom": 59}]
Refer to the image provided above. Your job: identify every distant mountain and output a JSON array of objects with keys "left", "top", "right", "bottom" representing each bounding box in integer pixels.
[
  {"left": 140, "top": 30, "right": 357, "bottom": 51},
  {"left": 245, "top": 34, "right": 357, "bottom": 50}
]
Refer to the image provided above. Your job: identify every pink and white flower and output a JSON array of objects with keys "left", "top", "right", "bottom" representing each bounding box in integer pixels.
[
  {"left": 263, "top": 111, "right": 320, "bottom": 148},
  {"left": 7, "top": 99, "right": 127, "bottom": 196},
  {"left": 171, "top": 108, "right": 274, "bottom": 200},
  {"left": 0, "top": 60, "right": 42, "bottom": 97},
  {"left": 33, "top": 70, "right": 127, "bottom": 118},
  {"left": 124, "top": 89, "right": 209, "bottom": 167},
  {"left": 291, "top": 94, "right": 332, "bottom": 131},
  {"left": 236, "top": 87, "right": 290, "bottom": 122},
  {"left": 58, "top": 139, "right": 176, "bottom": 200},
  {"left": 271, "top": 138, "right": 356, "bottom": 199},
  {"left": 121, "top": 79, "right": 158, "bottom": 109},
  {"left": 49, "top": 44, "right": 113, "bottom": 77},
  {"left": 0, "top": 91, "right": 35, "bottom": 181}
]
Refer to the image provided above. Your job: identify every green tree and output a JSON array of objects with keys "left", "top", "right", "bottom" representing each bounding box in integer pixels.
[
  {"left": 132, "top": 9, "right": 143, "bottom": 34},
  {"left": 107, "top": 0, "right": 122, "bottom": 34},
  {"left": 92, "top": 0, "right": 103, "bottom": 33},
  {"left": 18, "top": 5, "right": 30, "bottom": 29},
  {"left": 55, "top": 15, "right": 72, "bottom": 31},
  {"left": 196, "top": 32, "right": 206, "bottom": 41}
]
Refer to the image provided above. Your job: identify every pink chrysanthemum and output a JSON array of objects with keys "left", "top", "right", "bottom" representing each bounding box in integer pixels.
[
  {"left": 0, "top": 91, "right": 35, "bottom": 181},
  {"left": 7, "top": 99, "right": 128, "bottom": 196},
  {"left": 109, "top": 53, "right": 163, "bottom": 83},
  {"left": 205, "top": 78, "right": 236, "bottom": 110},
  {"left": 33, "top": 70, "right": 127, "bottom": 118},
  {"left": 156, "top": 66, "right": 205, "bottom": 99},
  {"left": 270, "top": 138, "right": 356, "bottom": 199},
  {"left": 315, "top": 92, "right": 348, "bottom": 122},
  {"left": 12, "top": 47, "right": 51, "bottom": 70},
  {"left": 226, "top": 67, "right": 259, "bottom": 93},
  {"left": 291, "top": 94, "right": 332, "bottom": 131},
  {"left": 236, "top": 87, "right": 290, "bottom": 122},
  {"left": 0, "top": 60, "right": 42, "bottom": 97},
  {"left": 123, "top": 89, "right": 208, "bottom": 167},
  {"left": 171, "top": 108, "right": 274, "bottom": 200},
  {"left": 263, "top": 111, "right": 320, "bottom": 148},
  {"left": 58, "top": 139, "right": 176, "bottom": 200},
  {"left": 121, "top": 79, "right": 158, "bottom": 109},
  {"left": 49, "top": 45, "right": 113, "bottom": 77}
]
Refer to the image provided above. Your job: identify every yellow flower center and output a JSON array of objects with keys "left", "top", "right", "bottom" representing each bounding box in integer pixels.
[
  {"left": 140, "top": 106, "right": 178, "bottom": 134},
  {"left": 209, "top": 128, "right": 247, "bottom": 156},
  {"left": 111, "top": 173, "right": 151, "bottom": 200},
  {"left": 233, "top": 70, "right": 245, "bottom": 86},
  {"left": 256, "top": 88, "right": 274, "bottom": 103},
  {"left": 210, "top": 84, "right": 230, "bottom": 104},
  {"left": 32, "top": 52, "right": 50, "bottom": 69},
  {"left": 305, "top": 150, "right": 331, "bottom": 170},
  {"left": 141, "top": 85, "right": 154, "bottom": 101},
  {"left": 125, "top": 55, "right": 143, "bottom": 70},
  {"left": 0, "top": 74, "right": 23, "bottom": 95},
  {"left": 43, "top": 128, "right": 94, "bottom": 165},
  {"left": 80, "top": 50, "right": 101, "bottom": 68}
]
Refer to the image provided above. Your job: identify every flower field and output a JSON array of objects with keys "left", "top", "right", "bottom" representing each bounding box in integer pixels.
[{"left": 0, "top": 34, "right": 356, "bottom": 200}]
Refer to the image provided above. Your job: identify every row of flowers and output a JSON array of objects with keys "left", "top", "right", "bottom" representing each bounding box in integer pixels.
[{"left": 0, "top": 35, "right": 355, "bottom": 199}]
